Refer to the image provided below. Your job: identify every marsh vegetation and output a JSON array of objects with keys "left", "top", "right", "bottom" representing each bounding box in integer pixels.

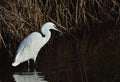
[{"left": 0, "top": 0, "right": 120, "bottom": 82}]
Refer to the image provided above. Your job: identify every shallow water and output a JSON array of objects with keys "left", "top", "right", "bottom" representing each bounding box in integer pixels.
[
  {"left": 13, "top": 72, "right": 48, "bottom": 82},
  {"left": 0, "top": 71, "right": 48, "bottom": 82}
]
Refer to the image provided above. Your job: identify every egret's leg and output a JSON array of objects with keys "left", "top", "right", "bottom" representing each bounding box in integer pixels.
[
  {"left": 33, "top": 58, "right": 36, "bottom": 72},
  {"left": 28, "top": 60, "right": 30, "bottom": 72}
]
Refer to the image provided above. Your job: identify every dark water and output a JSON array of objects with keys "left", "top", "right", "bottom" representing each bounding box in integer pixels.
[
  {"left": 0, "top": 71, "right": 48, "bottom": 82},
  {"left": 0, "top": 29, "right": 120, "bottom": 82}
]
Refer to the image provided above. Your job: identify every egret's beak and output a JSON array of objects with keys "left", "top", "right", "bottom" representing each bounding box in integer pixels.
[
  {"left": 56, "top": 28, "right": 62, "bottom": 33},
  {"left": 53, "top": 26, "right": 63, "bottom": 35}
]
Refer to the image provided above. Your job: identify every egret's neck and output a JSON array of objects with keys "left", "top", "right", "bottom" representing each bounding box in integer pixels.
[{"left": 41, "top": 30, "right": 51, "bottom": 45}]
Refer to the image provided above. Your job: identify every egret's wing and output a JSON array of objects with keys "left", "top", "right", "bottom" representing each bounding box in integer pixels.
[
  {"left": 17, "top": 35, "right": 31, "bottom": 54},
  {"left": 16, "top": 32, "right": 42, "bottom": 55}
]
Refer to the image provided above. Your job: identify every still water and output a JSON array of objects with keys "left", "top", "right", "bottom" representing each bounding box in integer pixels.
[{"left": 0, "top": 71, "right": 48, "bottom": 82}]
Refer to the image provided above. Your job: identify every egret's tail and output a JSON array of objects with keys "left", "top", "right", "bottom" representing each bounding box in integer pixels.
[{"left": 12, "top": 62, "right": 20, "bottom": 67}]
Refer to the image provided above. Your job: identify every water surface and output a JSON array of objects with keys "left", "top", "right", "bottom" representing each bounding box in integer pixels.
[{"left": 0, "top": 71, "right": 48, "bottom": 82}]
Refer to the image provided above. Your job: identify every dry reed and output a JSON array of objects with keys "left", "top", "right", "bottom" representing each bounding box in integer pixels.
[
  {"left": 0, "top": 0, "right": 120, "bottom": 56},
  {"left": 0, "top": 1, "right": 120, "bottom": 82}
]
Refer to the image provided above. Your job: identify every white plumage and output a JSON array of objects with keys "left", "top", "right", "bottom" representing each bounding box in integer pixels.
[{"left": 12, "top": 22, "right": 61, "bottom": 67}]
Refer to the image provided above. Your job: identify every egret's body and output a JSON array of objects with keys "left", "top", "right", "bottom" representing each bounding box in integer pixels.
[{"left": 12, "top": 22, "right": 61, "bottom": 67}]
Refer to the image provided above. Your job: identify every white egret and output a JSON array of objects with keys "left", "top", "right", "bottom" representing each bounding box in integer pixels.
[{"left": 12, "top": 22, "right": 62, "bottom": 67}]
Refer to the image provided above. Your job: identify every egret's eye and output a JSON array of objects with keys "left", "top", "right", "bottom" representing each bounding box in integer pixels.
[{"left": 53, "top": 25, "right": 56, "bottom": 28}]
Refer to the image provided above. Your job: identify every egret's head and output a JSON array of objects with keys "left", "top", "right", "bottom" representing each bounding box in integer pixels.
[{"left": 41, "top": 22, "right": 62, "bottom": 34}]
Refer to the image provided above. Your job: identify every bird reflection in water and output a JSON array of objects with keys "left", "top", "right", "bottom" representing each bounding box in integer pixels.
[{"left": 13, "top": 72, "right": 48, "bottom": 82}]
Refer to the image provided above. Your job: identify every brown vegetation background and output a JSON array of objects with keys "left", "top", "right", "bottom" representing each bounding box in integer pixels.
[{"left": 0, "top": 0, "right": 120, "bottom": 82}]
